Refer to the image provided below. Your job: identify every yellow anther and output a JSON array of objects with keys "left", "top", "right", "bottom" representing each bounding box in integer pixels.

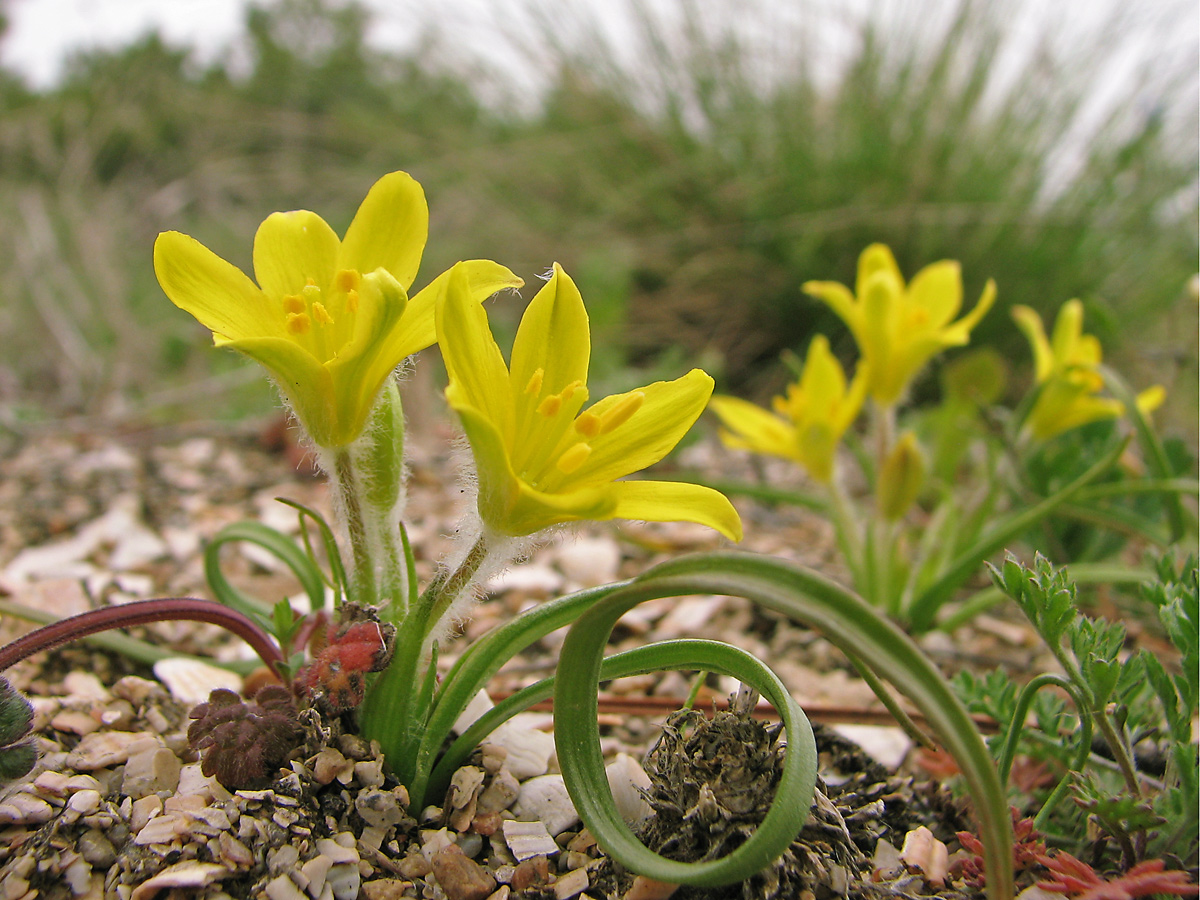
[
  {"left": 346, "top": 289, "right": 359, "bottom": 313},
  {"left": 525, "top": 368, "right": 545, "bottom": 397},
  {"left": 285, "top": 312, "right": 311, "bottom": 335},
  {"left": 574, "top": 411, "right": 601, "bottom": 439},
  {"left": 556, "top": 442, "right": 592, "bottom": 475},
  {"left": 560, "top": 380, "right": 585, "bottom": 403},
  {"left": 537, "top": 394, "right": 562, "bottom": 417},
  {"left": 598, "top": 391, "right": 645, "bottom": 434},
  {"left": 283, "top": 295, "right": 305, "bottom": 315},
  {"left": 306, "top": 277, "right": 317, "bottom": 287},
  {"left": 312, "top": 302, "right": 334, "bottom": 326},
  {"left": 334, "top": 269, "right": 361, "bottom": 293}
]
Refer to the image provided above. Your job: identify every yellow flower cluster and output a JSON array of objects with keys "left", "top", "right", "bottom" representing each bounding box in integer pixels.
[{"left": 156, "top": 172, "right": 741, "bottom": 540}]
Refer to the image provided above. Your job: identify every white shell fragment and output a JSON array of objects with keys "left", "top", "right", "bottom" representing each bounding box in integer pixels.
[
  {"left": 605, "top": 753, "right": 653, "bottom": 824},
  {"left": 831, "top": 724, "right": 912, "bottom": 770},
  {"left": 513, "top": 775, "right": 579, "bottom": 836},
  {"left": 899, "top": 826, "right": 949, "bottom": 886},
  {"left": 451, "top": 689, "right": 496, "bottom": 736},
  {"left": 129, "top": 861, "right": 230, "bottom": 900},
  {"left": 153, "top": 658, "right": 243, "bottom": 706},
  {"left": 501, "top": 820, "right": 560, "bottom": 861},
  {"left": 489, "top": 716, "right": 555, "bottom": 779}
]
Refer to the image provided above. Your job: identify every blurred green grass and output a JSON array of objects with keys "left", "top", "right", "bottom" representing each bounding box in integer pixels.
[{"left": 0, "top": 0, "right": 1194, "bottom": 442}]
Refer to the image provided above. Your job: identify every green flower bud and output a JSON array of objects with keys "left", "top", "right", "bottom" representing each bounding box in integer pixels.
[{"left": 878, "top": 431, "right": 925, "bottom": 521}]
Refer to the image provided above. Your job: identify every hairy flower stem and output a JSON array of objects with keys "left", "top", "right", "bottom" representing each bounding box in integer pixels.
[
  {"left": 873, "top": 401, "right": 897, "bottom": 475},
  {"left": 333, "top": 450, "right": 380, "bottom": 607},
  {"left": 0, "top": 598, "right": 284, "bottom": 674},
  {"left": 329, "top": 383, "right": 409, "bottom": 616}
]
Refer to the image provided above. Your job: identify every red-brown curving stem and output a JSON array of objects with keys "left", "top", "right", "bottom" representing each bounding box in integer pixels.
[{"left": 0, "top": 598, "right": 284, "bottom": 675}]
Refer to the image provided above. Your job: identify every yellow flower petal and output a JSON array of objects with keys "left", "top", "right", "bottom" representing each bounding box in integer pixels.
[
  {"left": 559, "top": 369, "right": 712, "bottom": 488},
  {"left": 509, "top": 265, "right": 592, "bottom": 475},
  {"left": 439, "top": 266, "right": 515, "bottom": 443},
  {"left": 856, "top": 243, "right": 902, "bottom": 299},
  {"left": 252, "top": 210, "right": 339, "bottom": 297},
  {"left": 710, "top": 395, "right": 800, "bottom": 462},
  {"left": 610, "top": 480, "right": 743, "bottom": 542},
  {"left": 400, "top": 259, "right": 524, "bottom": 362},
  {"left": 907, "top": 260, "right": 962, "bottom": 328},
  {"left": 154, "top": 231, "right": 273, "bottom": 342},
  {"left": 802, "top": 280, "right": 859, "bottom": 334},
  {"left": 158, "top": 170, "right": 514, "bottom": 448},
  {"left": 1011, "top": 305, "right": 1053, "bottom": 380},
  {"left": 323, "top": 269, "right": 410, "bottom": 447},
  {"left": 1136, "top": 385, "right": 1166, "bottom": 414},
  {"left": 226, "top": 335, "right": 338, "bottom": 444},
  {"left": 337, "top": 171, "right": 428, "bottom": 290},
  {"left": 709, "top": 335, "right": 865, "bottom": 483}
]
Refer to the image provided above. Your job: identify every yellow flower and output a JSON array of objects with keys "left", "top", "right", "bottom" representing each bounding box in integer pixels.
[
  {"left": 154, "top": 171, "right": 522, "bottom": 448},
  {"left": 436, "top": 262, "right": 742, "bottom": 541},
  {"left": 709, "top": 335, "right": 867, "bottom": 483},
  {"left": 1012, "top": 300, "right": 1164, "bottom": 440},
  {"left": 804, "top": 244, "right": 996, "bottom": 407}
]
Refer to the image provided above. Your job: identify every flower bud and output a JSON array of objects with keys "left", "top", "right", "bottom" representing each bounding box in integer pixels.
[{"left": 878, "top": 431, "right": 925, "bottom": 521}]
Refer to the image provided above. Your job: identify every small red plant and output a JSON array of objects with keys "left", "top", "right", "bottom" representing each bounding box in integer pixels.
[
  {"left": 298, "top": 604, "right": 395, "bottom": 714},
  {"left": 957, "top": 809, "right": 1047, "bottom": 888},
  {"left": 1035, "top": 852, "right": 1199, "bottom": 900}
]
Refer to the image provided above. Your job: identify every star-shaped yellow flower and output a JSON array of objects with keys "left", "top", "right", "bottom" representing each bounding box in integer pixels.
[
  {"left": 709, "top": 335, "right": 868, "bottom": 483},
  {"left": 804, "top": 244, "right": 996, "bottom": 407},
  {"left": 436, "top": 262, "right": 742, "bottom": 540},
  {"left": 154, "top": 171, "right": 522, "bottom": 448},
  {"left": 1012, "top": 300, "right": 1164, "bottom": 440}
]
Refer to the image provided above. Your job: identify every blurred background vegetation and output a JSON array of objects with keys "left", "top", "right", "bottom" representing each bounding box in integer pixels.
[{"left": 0, "top": 0, "right": 1195, "bottom": 443}]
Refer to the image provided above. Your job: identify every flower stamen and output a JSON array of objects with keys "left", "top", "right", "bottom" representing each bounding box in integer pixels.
[
  {"left": 598, "top": 392, "right": 645, "bottom": 434},
  {"left": 556, "top": 442, "right": 592, "bottom": 474},
  {"left": 525, "top": 368, "right": 545, "bottom": 397}
]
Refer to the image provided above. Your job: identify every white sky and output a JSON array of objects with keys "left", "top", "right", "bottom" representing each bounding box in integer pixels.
[{"left": 1, "top": 0, "right": 1196, "bottom": 115}]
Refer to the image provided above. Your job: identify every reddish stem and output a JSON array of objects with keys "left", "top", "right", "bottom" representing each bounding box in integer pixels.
[{"left": 0, "top": 598, "right": 284, "bottom": 675}]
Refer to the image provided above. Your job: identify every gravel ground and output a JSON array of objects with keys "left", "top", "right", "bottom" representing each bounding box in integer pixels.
[{"left": 0, "top": 421, "right": 1049, "bottom": 900}]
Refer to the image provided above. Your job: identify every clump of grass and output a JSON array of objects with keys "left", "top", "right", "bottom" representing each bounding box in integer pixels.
[
  {"left": 467, "top": 0, "right": 1197, "bottom": 407},
  {"left": 0, "top": 0, "right": 1193, "bottom": 436}
]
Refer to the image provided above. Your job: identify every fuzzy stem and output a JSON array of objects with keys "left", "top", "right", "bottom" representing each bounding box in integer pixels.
[
  {"left": 333, "top": 449, "right": 378, "bottom": 606},
  {"left": 873, "top": 400, "right": 896, "bottom": 476},
  {"left": 0, "top": 598, "right": 284, "bottom": 674}
]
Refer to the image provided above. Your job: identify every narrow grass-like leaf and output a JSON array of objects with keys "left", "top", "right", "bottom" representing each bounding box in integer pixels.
[
  {"left": 1100, "top": 364, "right": 1189, "bottom": 542},
  {"left": 580, "top": 553, "right": 1014, "bottom": 900},
  {"left": 398, "top": 582, "right": 625, "bottom": 808},
  {"left": 556, "top": 628, "right": 817, "bottom": 887},
  {"left": 907, "top": 436, "right": 1127, "bottom": 631},
  {"left": 203, "top": 521, "right": 328, "bottom": 631}
]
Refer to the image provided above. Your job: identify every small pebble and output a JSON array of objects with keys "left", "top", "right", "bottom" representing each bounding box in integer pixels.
[
  {"left": 0, "top": 794, "right": 54, "bottom": 825},
  {"left": 476, "top": 770, "right": 519, "bottom": 814},
  {"left": 430, "top": 843, "right": 496, "bottom": 900},
  {"left": 264, "top": 874, "right": 308, "bottom": 900},
  {"left": 554, "top": 868, "right": 590, "bottom": 900},
  {"left": 122, "top": 746, "right": 182, "bottom": 799},
  {"left": 77, "top": 829, "right": 117, "bottom": 868},
  {"left": 511, "top": 856, "right": 551, "bottom": 892},
  {"left": 624, "top": 876, "right": 680, "bottom": 900},
  {"left": 327, "top": 862, "right": 362, "bottom": 900}
]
